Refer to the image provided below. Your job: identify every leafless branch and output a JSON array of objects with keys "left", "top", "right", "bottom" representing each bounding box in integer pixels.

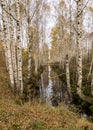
[{"left": 78, "top": 0, "right": 90, "bottom": 16}]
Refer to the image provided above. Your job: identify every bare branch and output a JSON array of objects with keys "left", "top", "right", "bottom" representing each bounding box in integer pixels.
[{"left": 78, "top": 0, "right": 90, "bottom": 16}]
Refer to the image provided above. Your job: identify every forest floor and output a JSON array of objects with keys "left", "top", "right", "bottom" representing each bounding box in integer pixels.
[
  {"left": 0, "top": 98, "right": 93, "bottom": 130},
  {"left": 0, "top": 46, "right": 93, "bottom": 130}
]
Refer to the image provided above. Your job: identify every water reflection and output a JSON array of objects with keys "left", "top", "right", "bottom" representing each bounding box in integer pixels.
[{"left": 40, "top": 66, "right": 71, "bottom": 106}]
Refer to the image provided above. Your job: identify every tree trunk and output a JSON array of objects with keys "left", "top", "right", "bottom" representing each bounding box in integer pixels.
[
  {"left": 9, "top": 0, "right": 18, "bottom": 92},
  {"left": 87, "top": 58, "right": 93, "bottom": 79},
  {"left": 65, "top": 54, "right": 72, "bottom": 102},
  {"left": 76, "top": 0, "right": 93, "bottom": 103},
  {"left": 34, "top": 54, "right": 38, "bottom": 74},
  {"left": 16, "top": 0, "right": 23, "bottom": 94},
  {"left": 91, "top": 71, "right": 93, "bottom": 95},
  {"left": 27, "top": 0, "right": 32, "bottom": 80},
  {"left": 76, "top": 0, "right": 83, "bottom": 96},
  {"left": 1, "top": 0, "right": 14, "bottom": 92}
]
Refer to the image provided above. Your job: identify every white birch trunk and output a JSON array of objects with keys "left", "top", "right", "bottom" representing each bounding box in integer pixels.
[
  {"left": 65, "top": 54, "right": 72, "bottom": 102},
  {"left": 9, "top": 0, "right": 18, "bottom": 91},
  {"left": 34, "top": 54, "right": 38, "bottom": 74},
  {"left": 76, "top": 1, "right": 93, "bottom": 102},
  {"left": 16, "top": 0, "right": 23, "bottom": 94},
  {"left": 1, "top": 0, "right": 14, "bottom": 91},
  {"left": 27, "top": 0, "right": 32, "bottom": 79},
  {"left": 76, "top": 0, "right": 83, "bottom": 96},
  {"left": 11, "top": 42, "right": 18, "bottom": 89}
]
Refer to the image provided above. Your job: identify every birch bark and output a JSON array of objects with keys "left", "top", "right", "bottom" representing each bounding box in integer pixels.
[
  {"left": 16, "top": 0, "right": 23, "bottom": 94},
  {"left": 27, "top": 0, "right": 32, "bottom": 80},
  {"left": 1, "top": 0, "right": 14, "bottom": 91},
  {"left": 76, "top": 0, "right": 83, "bottom": 96},
  {"left": 9, "top": 0, "right": 18, "bottom": 91},
  {"left": 66, "top": 54, "right": 72, "bottom": 102}
]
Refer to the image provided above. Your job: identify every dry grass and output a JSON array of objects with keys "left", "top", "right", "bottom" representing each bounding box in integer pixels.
[{"left": 0, "top": 99, "right": 93, "bottom": 130}]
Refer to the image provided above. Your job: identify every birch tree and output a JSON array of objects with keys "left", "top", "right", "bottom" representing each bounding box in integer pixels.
[
  {"left": 76, "top": 0, "right": 93, "bottom": 103},
  {"left": 76, "top": 0, "right": 83, "bottom": 97},
  {"left": 1, "top": 0, "right": 14, "bottom": 92},
  {"left": 9, "top": 0, "right": 18, "bottom": 91},
  {"left": 34, "top": 0, "right": 40, "bottom": 74},
  {"left": 16, "top": 0, "right": 23, "bottom": 94},
  {"left": 27, "top": 0, "right": 32, "bottom": 80},
  {"left": 65, "top": 54, "right": 72, "bottom": 102}
]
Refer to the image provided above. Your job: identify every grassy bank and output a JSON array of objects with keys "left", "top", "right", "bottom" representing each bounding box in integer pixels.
[{"left": 0, "top": 99, "right": 93, "bottom": 130}]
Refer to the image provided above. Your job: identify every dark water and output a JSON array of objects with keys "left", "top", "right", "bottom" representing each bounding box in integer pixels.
[{"left": 39, "top": 66, "right": 71, "bottom": 106}]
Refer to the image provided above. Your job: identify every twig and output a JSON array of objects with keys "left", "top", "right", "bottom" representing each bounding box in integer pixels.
[{"left": 78, "top": 0, "right": 90, "bottom": 16}]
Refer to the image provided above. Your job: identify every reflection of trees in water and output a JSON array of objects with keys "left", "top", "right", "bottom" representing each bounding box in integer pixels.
[
  {"left": 51, "top": 71, "right": 70, "bottom": 106},
  {"left": 39, "top": 67, "right": 49, "bottom": 102},
  {"left": 40, "top": 66, "right": 71, "bottom": 106}
]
